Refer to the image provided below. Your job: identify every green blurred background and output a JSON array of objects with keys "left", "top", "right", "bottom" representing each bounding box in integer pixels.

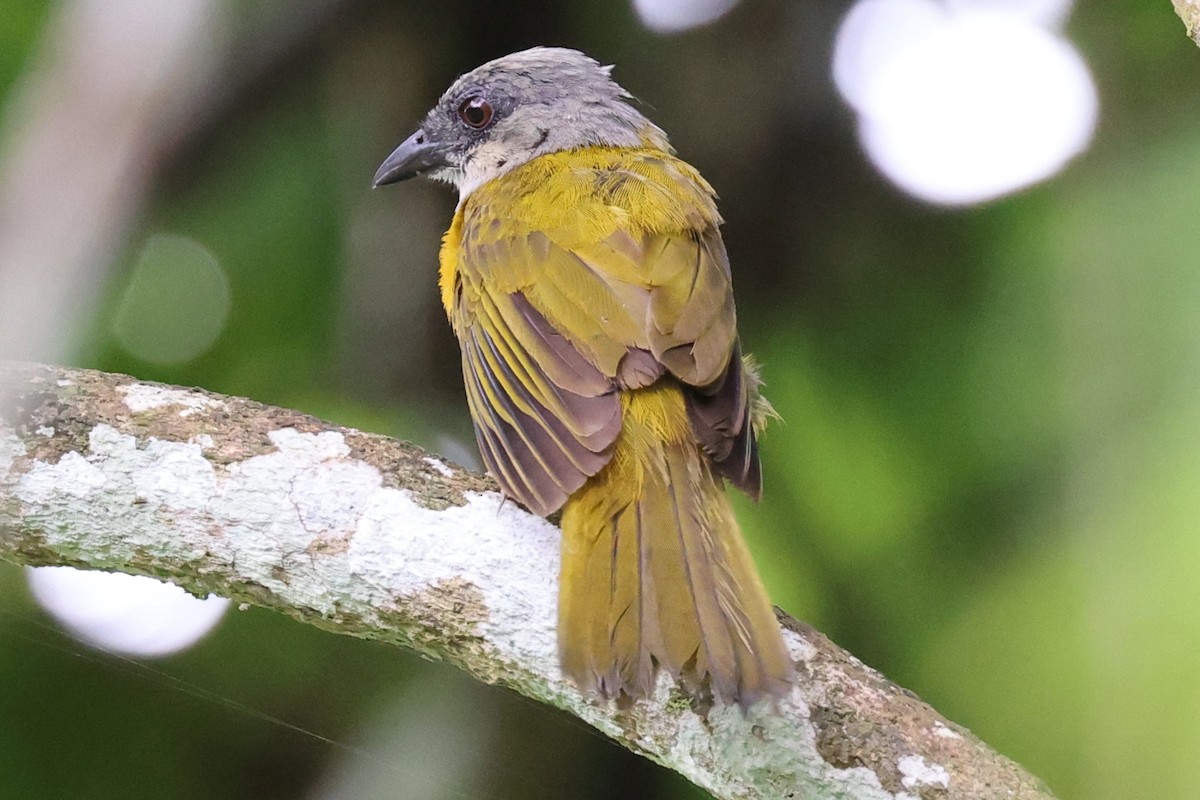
[{"left": 2, "top": 1, "right": 1199, "bottom": 798}]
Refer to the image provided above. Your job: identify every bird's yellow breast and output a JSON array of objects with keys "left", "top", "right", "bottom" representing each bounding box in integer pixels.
[{"left": 437, "top": 146, "right": 721, "bottom": 318}]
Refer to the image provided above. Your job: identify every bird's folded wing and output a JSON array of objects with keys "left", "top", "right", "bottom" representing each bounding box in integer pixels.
[
  {"left": 457, "top": 286, "right": 620, "bottom": 516},
  {"left": 453, "top": 152, "right": 762, "bottom": 511}
]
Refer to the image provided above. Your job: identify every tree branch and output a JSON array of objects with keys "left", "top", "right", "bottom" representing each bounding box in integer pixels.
[
  {"left": 0, "top": 362, "right": 1055, "bottom": 800},
  {"left": 1176, "top": 0, "right": 1200, "bottom": 47}
]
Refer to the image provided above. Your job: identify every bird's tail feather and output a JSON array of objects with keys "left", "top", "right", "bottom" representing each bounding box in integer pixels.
[{"left": 558, "top": 385, "right": 793, "bottom": 706}]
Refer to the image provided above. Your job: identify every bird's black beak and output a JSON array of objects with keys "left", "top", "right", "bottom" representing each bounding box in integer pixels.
[{"left": 372, "top": 129, "right": 448, "bottom": 187}]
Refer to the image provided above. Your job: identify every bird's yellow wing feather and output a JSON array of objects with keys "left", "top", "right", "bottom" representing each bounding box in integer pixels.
[{"left": 443, "top": 147, "right": 760, "bottom": 514}]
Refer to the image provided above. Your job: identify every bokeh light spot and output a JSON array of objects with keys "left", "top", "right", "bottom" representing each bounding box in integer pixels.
[
  {"left": 112, "top": 233, "right": 231, "bottom": 364},
  {"left": 26, "top": 566, "right": 229, "bottom": 658},
  {"left": 632, "top": 0, "right": 741, "bottom": 33},
  {"left": 833, "top": 0, "right": 1098, "bottom": 205},
  {"left": 947, "top": 0, "right": 1074, "bottom": 28}
]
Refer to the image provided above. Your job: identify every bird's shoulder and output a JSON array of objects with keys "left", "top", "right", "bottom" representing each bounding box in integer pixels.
[{"left": 461, "top": 146, "right": 722, "bottom": 244}]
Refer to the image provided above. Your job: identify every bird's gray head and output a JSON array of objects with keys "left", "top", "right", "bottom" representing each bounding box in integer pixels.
[{"left": 373, "top": 47, "right": 668, "bottom": 199}]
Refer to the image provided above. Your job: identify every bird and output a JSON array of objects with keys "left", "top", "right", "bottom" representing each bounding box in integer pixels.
[{"left": 373, "top": 47, "right": 793, "bottom": 707}]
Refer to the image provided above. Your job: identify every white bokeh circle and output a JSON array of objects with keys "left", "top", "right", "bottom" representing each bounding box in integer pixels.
[
  {"left": 27, "top": 566, "right": 229, "bottom": 658},
  {"left": 632, "top": 0, "right": 741, "bottom": 33},
  {"left": 947, "top": 0, "right": 1074, "bottom": 28},
  {"left": 833, "top": 0, "right": 1098, "bottom": 205}
]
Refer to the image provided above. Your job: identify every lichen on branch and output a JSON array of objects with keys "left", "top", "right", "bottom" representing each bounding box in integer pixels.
[{"left": 0, "top": 362, "right": 1056, "bottom": 800}]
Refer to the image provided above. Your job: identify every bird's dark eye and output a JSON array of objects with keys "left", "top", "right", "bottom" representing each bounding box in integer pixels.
[{"left": 457, "top": 96, "right": 494, "bottom": 130}]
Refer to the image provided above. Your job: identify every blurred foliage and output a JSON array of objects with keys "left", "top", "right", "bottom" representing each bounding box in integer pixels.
[
  {"left": 3, "top": 1, "right": 1200, "bottom": 798},
  {"left": 0, "top": 2, "right": 49, "bottom": 101}
]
